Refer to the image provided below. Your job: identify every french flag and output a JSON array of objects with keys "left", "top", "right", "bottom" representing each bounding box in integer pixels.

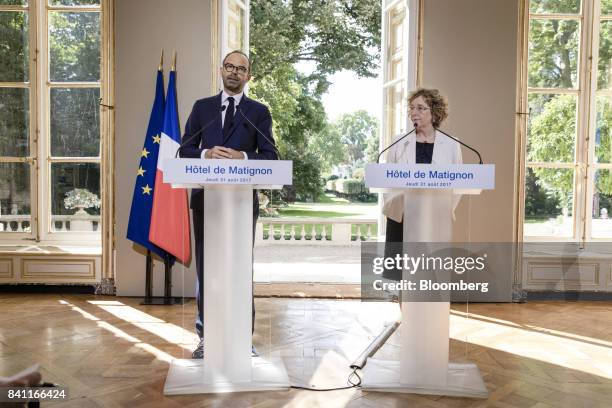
[{"left": 149, "top": 69, "right": 191, "bottom": 263}]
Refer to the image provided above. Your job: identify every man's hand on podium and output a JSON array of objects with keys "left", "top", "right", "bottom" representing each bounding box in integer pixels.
[{"left": 205, "top": 146, "right": 245, "bottom": 160}]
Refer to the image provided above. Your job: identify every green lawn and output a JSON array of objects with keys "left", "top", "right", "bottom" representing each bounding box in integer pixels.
[
  {"left": 277, "top": 208, "right": 361, "bottom": 218},
  {"left": 524, "top": 217, "right": 558, "bottom": 224},
  {"left": 274, "top": 193, "right": 376, "bottom": 219},
  {"left": 311, "top": 193, "right": 351, "bottom": 204}
]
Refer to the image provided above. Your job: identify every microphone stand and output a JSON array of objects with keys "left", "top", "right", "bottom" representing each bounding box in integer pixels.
[{"left": 174, "top": 105, "right": 226, "bottom": 158}]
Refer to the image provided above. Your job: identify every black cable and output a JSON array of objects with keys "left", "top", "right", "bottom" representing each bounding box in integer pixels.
[
  {"left": 235, "top": 105, "right": 281, "bottom": 160},
  {"left": 347, "top": 368, "right": 363, "bottom": 387},
  {"left": 289, "top": 367, "right": 362, "bottom": 391},
  {"left": 436, "top": 127, "right": 484, "bottom": 164},
  {"left": 376, "top": 126, "right": 416, "bottom": 163}
]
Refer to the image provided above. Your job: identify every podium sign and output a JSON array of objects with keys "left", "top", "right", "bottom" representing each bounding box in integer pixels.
[
  {"left": 365, "top": 163, "right": 495, "bottom": 190},
  {"left": 163, "top": 158, "right": 292, "bottom": 187}
]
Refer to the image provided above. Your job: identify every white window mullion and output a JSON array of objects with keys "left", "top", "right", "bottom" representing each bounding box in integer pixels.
[
  {"left": 585, "top": 0, "right": 606, "bottom": 241},
  {"left": 378, "top": 0, "right": 418, "bottom": 238},
  {"left": 29, "top": 0, "right": 39, "bottom": 241},
  {"left": 219, "top": 0, "right": 228, "bottom": 62},
  {"left": 37, "top": 0, "right": 49, "bottom": 242},
  {"left": 243, "top": 0, "right": 249, "bottom": 57},
  {"left": 406, "top": 0, "right": 418, "bottom": 91},
  {"left": 572, "top": 0, "right": 590, "bottom": 244},
  {"left": 572, "top": 0, "right": 592, "bottom": 243}
]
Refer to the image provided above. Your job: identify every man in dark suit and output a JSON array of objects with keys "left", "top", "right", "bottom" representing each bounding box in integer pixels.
[{"left": 178, "top": 50, "right": 278, "bottom": 359}]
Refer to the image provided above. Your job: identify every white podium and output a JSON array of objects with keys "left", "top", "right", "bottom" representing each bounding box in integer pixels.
[
  {"left": 361, "top": 163, "right": 494, "bottom": 398},
  {"left": 161, "top": 159, "right": 292, "bottom": 394}
]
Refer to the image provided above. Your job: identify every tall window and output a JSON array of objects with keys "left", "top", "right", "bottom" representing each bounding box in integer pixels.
[
  {"left": 221, "top": 0, "right": 248, "bottom": 57},
  {"left": 381, "top": 0, "right": 418, "bottom": 148},
  {"left": 226, "top": 0, "right": 246, "bottom": 51},
  {"left": 523, "top": 0, "right": 612, "bottom": 241},
  {"left": 385, "top": 3, "right": 407, "bottom": 140},
  {"left": 0, "top": 0, "right": 107, "bottom": 242}
]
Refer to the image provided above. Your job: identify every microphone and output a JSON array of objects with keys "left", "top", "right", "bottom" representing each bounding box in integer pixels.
[
  {"left": 235, "top": 105, "right": 281, "bottom": 160},
  {"left": 436, "top": 128, "right": 483, "bottom": 164},
  {"left": 174, "top": 105, "right": 226, "bottom": 158},
  {"left": 376, "top": 124, "right": 416, "bottom": 163}
]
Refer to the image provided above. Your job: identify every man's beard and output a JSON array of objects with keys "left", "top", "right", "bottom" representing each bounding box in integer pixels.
[{"left": 223, "top": 77, "right": 242, "bottom": 93}]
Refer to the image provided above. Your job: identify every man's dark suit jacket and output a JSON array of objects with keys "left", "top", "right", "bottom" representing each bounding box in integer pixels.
[{"left": 178, "top": 92, "right": 278, "bottom": 211}]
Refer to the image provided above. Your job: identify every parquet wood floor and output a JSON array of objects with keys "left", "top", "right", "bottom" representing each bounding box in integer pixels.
[{"left": 1, "top": 294, "right": 611, "bottom": 407}]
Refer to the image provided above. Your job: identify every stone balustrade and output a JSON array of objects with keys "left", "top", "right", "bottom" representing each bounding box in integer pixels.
[
  {"left": 0, "top": 215, "right": 30, "bottom": 232},
  {"left": 256, "top": 217, "right": 378, "bottom": 245},
  {"left": 0, "top": 214, "right": 100, "bottom": 232},
  {"left": 1, "top": 214, "right": 375, "bottom": 244}
]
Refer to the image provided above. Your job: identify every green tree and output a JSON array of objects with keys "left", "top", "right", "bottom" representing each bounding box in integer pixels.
[
  {"left": 307, "top": 124, "right": 346, "bottom": 176},
  {"left": 365, "top": 127, "right": 380, "bottom": 164},
  {"left": 598, "top": 20, "right": 612, "bottom": 89},
  {"left": 249, "top": 0, "right": 381, "bottom": 201},
  {"left": 526, "top": 2, "right": 612, "bottom": 216},
  {"left": 334, "top": 110, "right": 378, "bottom": 164},
  {"left": 0, "top": 10, "right": 30, "bottom": 217},
  {"left": 528, "top": 95, "right": 612, "bottom": 214},
  {"left": 530, "top": 0, "right": 580, "bottom": 14},
  {"left": 528, "top": 19, "right": 578, "bottom": 89},
  {"left": 594, "top": 98, "right": 612, "bottom": 203},
  {"left": 250, "top": 0, "right": 380, "bottom": 93}
]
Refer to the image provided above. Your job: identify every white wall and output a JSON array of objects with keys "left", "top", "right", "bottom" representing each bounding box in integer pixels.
[
  {"left": 421, "top": 0, "right": 519, "bottom": 243},
  {"left": 114, "top": 0, "right": 213, "bottom": 296}
]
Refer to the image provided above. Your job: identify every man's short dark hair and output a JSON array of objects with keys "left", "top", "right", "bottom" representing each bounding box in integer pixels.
[{"left": 222, "top": 50, "right": 251, "bottom": 72}]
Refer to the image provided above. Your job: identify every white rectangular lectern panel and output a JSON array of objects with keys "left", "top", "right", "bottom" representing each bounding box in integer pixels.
[
  {"left": 365, "top": 163, "right": 495, "bottom": 190},
  {"left": 163, "top": 159, "right": 292, "bottom": 186}
]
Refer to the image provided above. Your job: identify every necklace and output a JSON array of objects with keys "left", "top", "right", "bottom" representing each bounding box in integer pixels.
[{"left": 416, "top": 134, "right": 435, "bottom": 143}]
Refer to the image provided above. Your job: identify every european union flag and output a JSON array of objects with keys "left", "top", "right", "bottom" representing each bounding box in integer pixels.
[{"left": 127, "top": 69, "right": 173, "bottom": 260}]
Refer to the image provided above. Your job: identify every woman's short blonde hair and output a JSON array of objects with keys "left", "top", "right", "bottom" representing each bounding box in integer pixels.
[{"left": 408, "top": 88, "right": 448, "bottom": 128}]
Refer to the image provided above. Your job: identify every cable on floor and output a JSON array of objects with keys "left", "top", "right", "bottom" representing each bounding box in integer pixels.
[{"left": 289, "top": 367, "right": 362, "bottom": 391}]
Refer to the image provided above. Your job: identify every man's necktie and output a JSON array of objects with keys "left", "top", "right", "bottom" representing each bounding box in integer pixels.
[{"left": 223, "top": 96, "right": 235, "bottom": 138}]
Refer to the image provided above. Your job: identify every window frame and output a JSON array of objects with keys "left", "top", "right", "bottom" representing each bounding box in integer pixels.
[
  {"left": 381, "top": 0, "right": 418, "bottom": 148},
  {"left": 220, "top": 0, "right": 248, "bottom": 61},
  {"left": 0, "top": 0, "right": 111, "bottom": 245},
  {"left": 519, "top": 0, "right": 612, "bottom": 243},
  {"left": 377, "top": 0, "right": 419, "bottom": 238}
]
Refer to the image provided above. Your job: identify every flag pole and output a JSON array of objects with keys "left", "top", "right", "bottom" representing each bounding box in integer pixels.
[
  {"left": 164, "top": 256, "right": 172, "bottom": 304},
  {"left": 161, "top": 50, "right": 177, "bottom": 305},
  {"left": 145, "top": 51, "right": 162, "bottom": 304},
  {"left": 143, "top": 53, "right": 163, "bottom": 305},
  {"left": 144, "top": 250, "right": 153, "bottom": 301}
]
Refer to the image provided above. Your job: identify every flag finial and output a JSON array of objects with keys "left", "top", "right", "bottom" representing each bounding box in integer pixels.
[
  {"left": 171, "top": 51, "right": 177, "bottom": 71},
  {"left": 159, "top": 49, "right": 164, "bottom": 71}
]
